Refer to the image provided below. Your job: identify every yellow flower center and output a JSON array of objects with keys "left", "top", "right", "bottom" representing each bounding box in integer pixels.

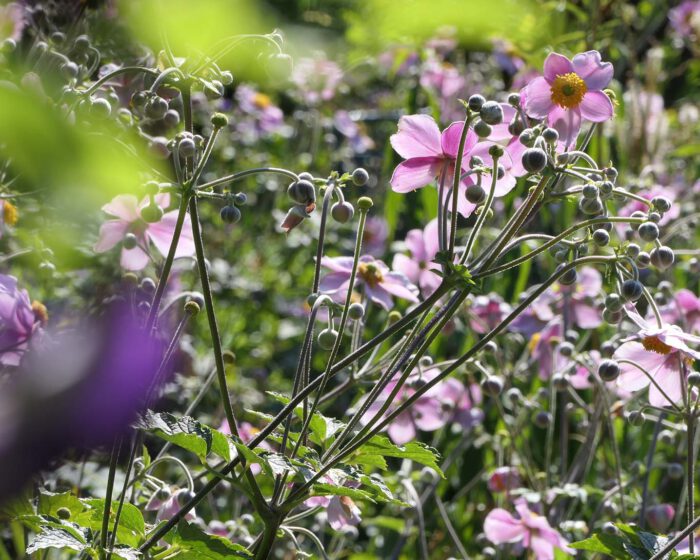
[
  {"left": 642, "top": 335, "right": 673, "bottom": 355},
  {"left": 31, "top": 300, "right": 48, "bottom": 325},
  {"left": 253, "top": 92, "right": 272, "bottom": 109},
  {"left": 550, "top": 72, "right": 588, "bottom": 109},
  {"left": 358, "top": 262, "right": 383, "bottom": 288},
  {"left": 2, "top": 200, "right": 18, "bottom": 226}
]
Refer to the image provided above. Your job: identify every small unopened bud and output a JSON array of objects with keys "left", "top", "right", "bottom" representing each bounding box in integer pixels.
[
  {"left": 184, "top": 301, "right": 200, "bottom": 316},
  {"left": 688, "top": 372, "right": 700, "bottom": 387},
  {"left": 598, "top": 359, "right": 620, "bottom": 382},
  {"left": 123, "top": 233, "right": 138, "bottom": 250},
  {"left": 651, "top": 196, "right": 672, "bottom": 213},
  {"left": 211, "top": 112, "right": 229, "bottom": 128},
  {"left": 351, "top": 168, "right": 369, "bottom": 186},
  {"left": 348, "top": 303, "right": 365, "bottom": 320},
  {"left": 542, "top": 128, "right": 559, "bottom": 144},
  {"left": 287, "top": 180, "right": 316, "bottom": 205},
  {"left": 521, "top": 148, "right": 547, "bottom": 173},
  {"left": 480, "top": 101, "right": 503, "bottom": 125},
  {"left": 223, "top": 350, "right": 236, "bottom": 364},
  {"left": 474, "top": 120, "right": 492, "bottom": 138},
  {"left": 627, "top": 410, "right": 645, "bottom": 426},
  {"left": 387, "top": 310, "right": 402, "bottom": 324},
  {"left": 318, "top": 328, "right": 338, "bottom": 350},
  {"left": 220, "top": 205, "right": 242, "bottom": 224},
  {"left": 534, "top": 410, "right": 552, "bottom": 428},
  {"left": 467, "top": 94, "right": 485, "bottom": 112},
  {"left": 145, "top": 96, "right": 168, "bottom": 120},
  {"left": 621, "top": 279, "right": 643, "bottom": 302},
  {"left": 141, "top": 203, "right": 164, "bottom": 223},
  {"left": 638, "top": 222, "right": 660, "bottom": 242},
  {"left": 331, "top": 202, "right": 354, "bottom": 223},
  {"left": 482, "top": 376, "right": 504, "bottom": 396},
  {"left": 357, "top": 197, "right": 373, "bottom": 211},
  {"left": 650, "top": 246, "right": 674, "bottom": 270},
  {"left": 507, "top": 92, "right": 521, "bottom": 106},
  {"left": 465, "top": 184, "right": 486, "bottom": 204}
]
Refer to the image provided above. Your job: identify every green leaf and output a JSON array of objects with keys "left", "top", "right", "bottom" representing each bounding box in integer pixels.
[
  {"left": 267, "top": 392, "right": 345, "bottom": 446},
  {"left": 37, "top": 491, "right": 87, "bottom": 519},
  {"left": 167, "top": 520, "right": 252, "bottom": 559},
  {"left": 26, "top": 523, "right": 88, "bottom": 555},
  {"left": 568, "top": 533, "right": 629, "bottom": 557},
  {"left": 111, "top": 545, "right": 142, "bottom": 560},
  {"left": 354, "top": 435, "right": 444, "bottom": 477},
  {"left": 73, "top": 499, "right": 145, "bottom": 548},
  {"left": 138, "top": 411, "right": 230, "bottom": 462},
  {"left": 310, "top": 483, "right": 375, "bottom": 503}
]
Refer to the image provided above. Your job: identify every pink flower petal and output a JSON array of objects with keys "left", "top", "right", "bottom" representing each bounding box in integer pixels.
[
  {"left": 319, "top": 272, "right": 352, "bottom": 293},
  {"left": 547, "top": 106, "right": 582, "bottom": 147},
  {"left": 404, "top": 229, "right": 427, "bottom": 262},
  {"left": 441, "top": 121, "right": 478, "bottom": 160},
  {"left": 102, "top": 194, "right": 140, "bottom": 222},
  {"left": 392, "top": 253, "right": 421, "bottom": 285},
  {"left": 484, "top": 508, "right": 527, "bottom": 544},
  {"left": 147, "top": 211, "right": 196, "bottom": 259},
  {"left": 365, "top": 284, "right": 394, "bottom": 310},
  {"left": 579, "top": 90, "right": 614, "bottom": 122},
  {"left": 573, "top": 303, "right": 602, "bottom": 329},
  {"left": 94, "top": 220, "right": 129, "bottom": 253},
  {"left": 390, "top": 157, "right": 441, "bottom": 193},
  {"left": 390, "top": 114, "right": 442, "bottom": 159},
  {"left": 387, "top": 413, "right": 415, "bottom": 444},
  {"left": 321, "top": 256, "right": 356, "bottom": 273},
  {"left": 648, "top": 359, "right": 684, "bottom": 407},
  {"left": 572, "top": 50, "right": 613, "bottom": 90},
  {"left": 523, "top": 76, "right": 555, "bottom": 119},
  {"left": 120, "top": 246, "right": 150, "bottom": 271},
  {"left": 543, "top": 52, "right": 574, "bottom": 82},
  {"left": 423, "top": 218, "right": 440, "bottom": 261},
  {"left": 380, "top": 273, "right": 419, "bottom": 302}
]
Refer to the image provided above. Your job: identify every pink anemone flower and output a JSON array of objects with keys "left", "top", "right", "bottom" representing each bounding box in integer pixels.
[
  {"left": 389, "top": 114, "right": 516, "bottom": 217},
  {"left": 392, "top": 218, "right": 442, "bottom": 297},
  {"left": 319, "top": 255, "right": 419, "bottom": 310},
  {"left": 484, "top": 500, "right": 574, "bottom": 559},
  {"left": 0, "top": 274, "right": 46, "bottom": 366},
  {"left": 94, "top": 193, "right": 195, "bottom": 271},
  {"left": 614, "top": 308, "right": 700, "bottom": 407},
  {"left": 521, "top": 51, "right": 614, "bottom": 147}
]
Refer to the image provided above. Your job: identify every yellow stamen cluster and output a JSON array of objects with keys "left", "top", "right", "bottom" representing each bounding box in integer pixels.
[
  {"left": 358, "top": 262, "right": 383, "bottom": 288},
  {"left": 642, "top": 335, "right": 673, "bottom": 355},
  {"left": 31, "top": 300, "right": 49, "bottom": 325},
  {"left": 550, "top": 72, "right": 587, "bottom": 109},
  {"left": 2, "top": 200, "right": 18, "bottom": 226},
  {"left": 253, "top": 92, "right": 272, "bottom": 109}
]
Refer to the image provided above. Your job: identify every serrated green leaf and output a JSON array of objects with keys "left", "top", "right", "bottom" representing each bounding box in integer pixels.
[
  {"left": 167, "top": 520, "right": 252, "bottom": 559},
  {"left": 26, "top": 523, "right": 88, "bottom": 555},
  {"left": 267, "top": 392, "right": 345, "bottom": 446},
  {"left": 38, "top": 491, "right": 87, "bottom": 519},
  {"left": 354, "top": 435, "right": 443, "bottom": 477},
  {"left": 569, "top": 533, "right": 629, "bottom": 556},
  {"left": 73, "top": 499, "right": 145, "bottom": 548},
  {"left": 310, "top": 483, "right": 375, "bottom": 503}
]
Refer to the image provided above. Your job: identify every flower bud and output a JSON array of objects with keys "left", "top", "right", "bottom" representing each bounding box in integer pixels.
[
  {"left": 626, "top": 243, "right": 640, "bottom": 258},
  {"left": 688, "top": 372, "right": 700, "bottom": 387},
  {"left": 357, "top": 197, "right": 373, "bottom": 211},
  {"left": 351, "top": 168, "right": 369, "bottom": 186},
  {"left": 318, "top": 328, "right": 338, "bottom": 350},
  {"left": 140, "top": 278, "right": 156, "bottom": 294},
  {"left": 598, "top": 359, "right": 620, "bottom": 381},
  {"left": 388, "top": 310, "right": 402, "bottom": 324},
  {"left": 534, "top": 410, "right": 552, "bottom": 428},
  {"left": 603, "top": 309, "right": 622, "bottom": 324},
  {"left": 636, "top": 251, "right": 651, "bottom": 268},
  {"left": 521, "top": 148, "right": 547, "bottom": 173},
  {"left": 474, "top": 120, "right": 492, "bottom": 138},
  {"left": 604, "top": 293, "right": 623, "bottom": 312},
  {"left": 141, "top": 203, "right": 164, "bottom": 223},
  {"left": 465, "top": 184, "right": 486, "bottom": 204},
  {"left": 233, "top": 193, "right": 247, "bottom": 206},
  {"left": 553, "top": 373, "right": 569, "bottom": 391},
  {"left": 480, "top": 101, "right": 503, "bottom": 125},
  {"left": 621, "top": 279, "right": 643, "bottom": 302},
  {"left": 645, "top": 504, "right": 675, "bottom": 533},
  {"left": 331, "top": 201, "right": 354, "bottom": 223},
  {"left": 627, "top": 410, "right": 645, "bottom": 426},
  {"left": 507, "top": 92, "right": 521, "bottom": 106},
  {"left": 488, "top": 144, "right": 504, "bottom": 158},
  {"left": 123, "top": 233, "right": 138, "bottom": 250},
  {"left": 184, "top": 301, "right": 200, "bottom": 316},
  {"left": 651, "top": 196, "right": 672, "bottom": 213},
  {"left": 211, "top": 112, "right": 229, "bottom": 128},
  {"left": 578, "top": 197, "right": 604, "bottom": 215},
  {"left": 146, "top": 96, "right": 168, "bottom": 120},
  {"left": 638, "top": 222, "right": 659, "bottom": 242},
  {"left": 482, "top": 376, "right": 504, "bottom": 396},
  {"left": 668, "top": 463, "right": 684, "bottom": 480},
  {"left": 178, "top": 138, "right": 196, "bottom": 158},
  {"left": 650, "top": 246, "right": 674, "bottom": 270},
  {"left": 600, "top": 341, "right": 615, "bottom": 358},
  {"left": 582, "top": 184, "right": 599, "bottom": 199},
  {"left": 592, "top": 229, "right": 610, "bottom": 246},
  {"left": 542, "top": 127, "right": 559, "bottom": 144},
  {"left": 348, "top": 303, "right": 365, "bottom": 320},
  {"left": 519, "top": 129, "right": 535, "bottom": 146},
  {"left": 220, "top": 205, "right": 241, "bottom": 224},
  {"left": 467, "top": 94, "right": 485, "bottom": 112},
  {"left": 287, "top": 180, "right": 316, "bottom": 205},
  {"left": 556, "top": 264, "right": 577, "bottom": 285},
  {"left": 90, "top": 97, "right": 112, "bottom": 119}
]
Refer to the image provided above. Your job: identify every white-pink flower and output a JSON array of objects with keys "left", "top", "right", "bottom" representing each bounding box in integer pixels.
[
  {"left": 94, "top": 193, "right": 195, "bottom": 271},
  {"left": 392, "top": 219, "right": 442, "bottom": 297},
  {"left": 484, "top": 500, "right": 573, "bottom": 559}
]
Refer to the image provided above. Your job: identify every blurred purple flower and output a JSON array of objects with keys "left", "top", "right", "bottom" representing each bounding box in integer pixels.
[
  {"left": 549, "top": 266, "right": 602, "bottom": 328},
  {"left": 487, "top": 466, "right": 521, "bottom": 493},
  {"left": 0, "top": 306, "right": 165, "bottom": 501},
  {"left": 419, "top": 57, "right": 467, "bottom": 122},
  {"left": 661, "top": 289, "right": 700, "bottom": 334},
  {"left": 235, "top": 85, "right": 285, "bottom": 136},
  {"left": 0, "top": 274, "right": 46, "bottom": 366},
  {"left": 529, "top": 318, "right": 563, "bottom": 380},
  {"left": 392, "top": 219, "right": 442, "bottom": 297},
  {"left": 320, "top": 255, "right": 419, "bottom": 310},
  {"left": 645, "top": 504, "right": 675, "bottom": 533},
  {"left": 521, "top": 51, "right": 614, "bottom": 146},
  {"left": 291, "top": 56, "right": 343, "bottom": 105},
  {"left": 492, "top": 39, "right": 525, "bottom": 76},
  {"left": 468, "top": 293, "right": 512, "bottom": 335},
  {"left": 146, "top": 487, "right": 196, "bottom": 522},
  {"left": 362, "top": 217, "right": 388, "bottom": 257},
  {"left": 334, "top": 110, "right": 374, "bottom": 154},
  {"left": 305, "top": 472, "right": 362, "bottom": 531},
  {"left": 484, "top": 500, "right": 573, "bottom": 559},
  {"left": 614, "top": 308, "right": 700, "bottom": 407},
  {"left": 95, "top": 193, "right": 195, "bottom": 271}
]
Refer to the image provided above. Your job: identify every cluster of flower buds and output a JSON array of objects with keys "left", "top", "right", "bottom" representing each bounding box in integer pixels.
[
  {"left": 466, "top": 94, "right": 505, "bottom": 138},
  {"left": 220, "top": 192, "right": 247, "bottom": 224}
]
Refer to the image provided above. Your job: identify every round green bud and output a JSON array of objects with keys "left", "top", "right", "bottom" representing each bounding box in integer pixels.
[
  {"left": 351, "top": 168, "right": 370, "bottom": 186},
  {"left": 357, "top": 197, "right": 373, "bottom": 211},
  {"left": 184, "top": 301, "right": 200, "bottom": 316},
  {"left": 388, "top": 310, "right": 402, "bottom": 324},
  {"left": 141, "top": 203, "right": 164, "bottom": 223},
  {"left": 318, "top": 328, "right": 338, "bottom": 350},
  {"left": 211, "top": 112, "right": 229, "bottom": 128},
  {"left": 348, "top": 303, "right": 365, "bottom": 320},
  {"left": 56, "top": 507, "right": 71, "bottom": 520}
]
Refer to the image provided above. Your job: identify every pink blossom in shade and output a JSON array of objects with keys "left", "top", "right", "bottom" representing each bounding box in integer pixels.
[
  {"left": 291, "top": 56, "right": 343, "bottom": 105},
  {"left": 645, "top": 504, "right": 675, "bottom": 533},
  {"left": 529, "top": 318, "right": 564, "bottom": 380},
  {"left": 389, "top": 114, "right": 517, "bottom": 217},
  {"left": 619, "top": 185, "right": 679, "bottom": 226},
  {"left": 0, "top": 274, "right": 45, "bottom": 366},
  {"left": 319, "top": 255, "right": 419, "bottom": 311},
  {"left": 362, "top": 217, "right": 388, "bottom": 257},
  {"left": 432, "top": 378, "right": 484, "bottom": 430},
  {"left": 146, "top": 488, "right": 196, "bottom": 522},
  {"left": 549, "top": 266, "right": 603, "bottom": 329},
  {"left": 392, "top": 219, "right": 442, "bottom": 297},
  {"left": 218, "top": 421, "right": 272, "bottom": 476},
  {"left": 492, "top": 40, "right": 525, "bottom": 76},
  {"left": 484, "top": 500, "right": 574, "bottom": 559},
  {"left": 358, "top": 368, "right": 452, "bottom": 445},
  {"left": 521, "top": 51, "right": 614, "bottom": 147},
  {"left": 419, "top": 57, "right": 467, "bottom": 122},
  {"left": 468, "top": 293, "right": 512, "bottom": 335},
  {"left": 613, "top": 308, "right": 700, "bottom": 407},
  {"left": 661, "top": 289, "right": 700, "bottom": 334},
  {"left": 508, "top": 291, "right": 556, "bottom": 338},
  {"left": 334, "top": 110, "right": 375, "bottom": 154},
  {"left": 304, "top": 472, "right": 362, "bottom": 531},
  {"left": 487, "top": 467, "right": 521, "bottom": 493},
  {"left": 94, "top": 193, "right": 195, "bottom": 271},
  {"left": 669, "top": 1, "right": 700, "bottom": 39}
]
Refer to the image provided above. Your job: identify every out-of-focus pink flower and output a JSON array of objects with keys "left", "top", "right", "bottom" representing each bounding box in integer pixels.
[
  {"left": 614, "top": 308, "right": 700, "bottom": 407},
  {"left": 320, "top": 255, "right": 419, "bottom": 310},
  {"left": 419, "top": 56, "right": 467, "bottom": 122},
  {"left": 359, "top": 368, "right": 475, "bottom": 444},
  {"left": 469, "top": 294, "right": 512, "bottom": 334},
  {"left": 334, "top": 110, "right": 375, "bottom": 154},
  {"left": 493, "top": 39, "right": 525, "bottom": 76},
  {"left": 529, "top": 319, "right": 563, "bottom": 380},
  {"left": 392, "top": 219, "right": 442, "bottom": 297},
  {"left": 363, "top": 217, "right": 388, "bottom": 257},
  {"left": 291, "top": 56, "right": 343, "bottom": 104},
  {"left": 669, "top": 1, "right": 700, "bottom": 39},
  {"left": 487, "top": 467, "right": 521, "bottom": 493},
  {"left": 549, "top": 266, "right": 602, "bottom": 329},
  {"left": 509, "top": 291, "right": 556, "bottom": 337},
  {"left": 219, "top": 421, "right": 272, "bottom": 475},
  {"left": 645, "top": 504, "right": 675, "bottom": 533},
  {"left": 521, "top": 51, "right": 614, "bottom": 146},
  {"left": 389, "top": 114, "right": 516, "bottom": 217},
  {"left": 146, "top": 487, "right": 196, "bottom": 522},
  {"left": 0, "top": 3, "right": 23, "bottom": 41},
  {"left": 661, "top": 289, "right": 700, "bottom": 334},
  {"left": 620, "top": 185, "right": 679, "bottom": 226},
  {"left": 377, "top": 46, "right": 419, "bottom": 77},
  {"left": 94, "top": 193, "right": 195, "bottom": 271},
  {"left": 0, "top": 274, "right": 46, "bottom": 366},
  {"left": 484, "top": 500, "right": 573, "bottom": 559},
  {"left": 305, "top": 471, "right": 362, "bottom": 531},
  {"left": 235, "top": 85, "right": 285, "bottom": 136}
]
